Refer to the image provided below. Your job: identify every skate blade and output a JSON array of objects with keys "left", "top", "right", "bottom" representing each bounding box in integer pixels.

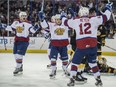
[
  {"left": 14, "top": 72, "right": 23, "bottom": 76},
  {"left": 47, "top": 67, "right": 51, "bottom": 69},
  {"left": 67, "top": 84, "right": 75, "bottom": 87},
  {"left": 75, "top": 81, "right": 87, "bottom": 85},
  {"left": 67, "top": 85, "right": 74, "bottom": 87},
  {"left": 50, "top": 76, "right": 56, "bottom": 79},
  {"left": 96, "top": 85, "right": 103, "bottom": 87},
  {"left": 84, "top": 80, "right": 87, "bottom": 83}
]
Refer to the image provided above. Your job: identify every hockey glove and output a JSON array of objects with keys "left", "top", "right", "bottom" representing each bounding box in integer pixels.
[
  {"left": 105, "top": 3, "right": 113, "bottom": 11},
  {"left": 68, "top": 8, "right": 76, "bottom": 17},
  {"left": 44, "top": 32, "right": 50, "bottom": 39},
  {"left": 0, "top": 23, "right": 7, "bottom": 29},
  {"left": 101, "top": 38, "right": 105, "bottom": 46},
  {"left": 60, "top": 11, "right": 67, "bottom": 19},
  {"left": 38, "top": 11, "right": 45, "bottom": 21},
  {"left": 33, "top": 23, "right": 40, "bottom": 31}
]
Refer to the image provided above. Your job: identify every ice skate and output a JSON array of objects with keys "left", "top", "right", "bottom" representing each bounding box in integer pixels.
[
  {"left": 49, "top": 68, "right": 57, "bottom": 79},
  {"left": 80, "top": 75, "right": 87, "bottom": 81},
  {"left": 75, "top": 72, "right": 87, "bottom": 84},
  {"left": 75, "top": 75, "right": 85, "bottom": 84},
  {"left": 95, "top": 76, "right": 103, "bottom": 87},
  {"left": 13, "top": 65, "right": 23, "bottom": 76},
  {"left": 79, "top": 72, "right": 87, "bottom": 82},
  {"left": 67, "top": 78, "right": 75, "bottom": 87},
  {"left": 47, "top": 64, "right": 51, "bottom": 69}
]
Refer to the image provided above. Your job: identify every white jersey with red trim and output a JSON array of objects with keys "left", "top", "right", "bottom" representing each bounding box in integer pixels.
[
  {"left": 6, "top": 20, "right": 36, "bottom": 42},
  {"left": 41, "top": 20, "right": 69, "bottom": 46},
  {"left": 64, "top": 10, "right": 111, "bottom": 49},
  {"left": 48, "top": 23, "right": 68, "bottom": 40},
  {"left": 10, "top": 20, "right": 36, "bottom": 37},
  {"left": 67, "top": 16, "right": 103, "bottom": 39},
  {"left": 49, "top": 22, "right": 69, "bottom": 46}
]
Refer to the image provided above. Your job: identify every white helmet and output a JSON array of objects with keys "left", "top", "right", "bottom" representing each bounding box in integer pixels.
[
  {"left": 55, "top": 14, "right": 61, "bottom": 19},
  {"left": 19, "top": 11, "right": 27, "bottom": 19},
  {"left": 78, "top": 7, "right": 89, "bottom": 17}
]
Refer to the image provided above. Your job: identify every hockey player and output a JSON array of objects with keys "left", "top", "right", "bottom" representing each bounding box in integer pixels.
[
  {"left": 62, "top": 3, "right": 112, "bottom": 87},
  {"left": 97, "top": 57, "right": 116, "bottom": 75},
  {"left": 85, "top": 57, "right": 116, "bottom": 75},
  {"left": 46, "top": 16, "right": 55, "bottom": 69},
  {"left": 97, "top": 24, "right": 106, "bottom": 61},
  {"left": 69, "top": 29, "right": 87, "bottom": 83},
  {"left": 5, "top": 11, "right": 40, "bottom": 75},
  {"left": 39, "top": 14, "right": 70, "bottom": 78},
  {"left": 89, "top": 7, "right": 107, "bottom": 63},
  {"left": 41, "top": 16, "right": 61, "bottom": 69}
]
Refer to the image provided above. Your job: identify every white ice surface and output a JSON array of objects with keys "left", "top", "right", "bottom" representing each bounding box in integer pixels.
[{"left": 0, "top": 53, "right": 116, "bottom": 87}]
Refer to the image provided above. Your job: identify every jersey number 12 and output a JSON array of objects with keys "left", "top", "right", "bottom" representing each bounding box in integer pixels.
[{"left": 79, "top": 23, "right": 91, "bottom": 35}]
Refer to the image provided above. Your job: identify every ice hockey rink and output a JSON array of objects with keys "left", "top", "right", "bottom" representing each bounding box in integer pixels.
[{"left": 0, "top": 53, "right": 116, "bottom": 87}]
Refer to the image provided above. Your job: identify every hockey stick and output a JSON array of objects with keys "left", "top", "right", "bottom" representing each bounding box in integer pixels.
[
  {"left": 39, "top": 38, "right": 47, "bottom": 50},
  {"left": 96, "top": 0, "right": 99, "bottom": 15},
  {"left": 52, "top": 0, "right": 55, "bottom": 15},
  {"left": 41, "top": 0, "right": 44, "bottom": 12},
  {"left": 66, "top": 50, "right": 75, "bottom": 68},
  {"left": 98, "top": 42, "right": 116, "bottom": 51},
  {"left": 87, "top": 72, "right": 115, "bottom": 76},
  {"left": 2, "top": 29, "right": 7, "bottom": 50},
  {"left": 107, "top": 0, "right": 110, "bottom": 3},
  {"left": 104, "top": 45, "right": 116, "bottom": 51}
]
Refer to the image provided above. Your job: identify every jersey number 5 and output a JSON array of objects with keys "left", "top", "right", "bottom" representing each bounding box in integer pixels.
[{"left": 79, "top": 23, "right": 91, "bottom": 35}]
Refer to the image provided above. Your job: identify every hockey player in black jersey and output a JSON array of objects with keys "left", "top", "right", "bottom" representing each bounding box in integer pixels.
[{"left": 97, "top": 24, "right": 106, "bottom": 62}]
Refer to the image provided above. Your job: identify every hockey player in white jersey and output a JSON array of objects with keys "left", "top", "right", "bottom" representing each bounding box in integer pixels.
[
  {"left": 5, "top": 11, "right": 40, "bottom": 75},
  {"left": 62, "top": 3, "right": 113, "bottom": 87},
  {"left": 39, "top": 14, "right": 70, "bottom": 78}
]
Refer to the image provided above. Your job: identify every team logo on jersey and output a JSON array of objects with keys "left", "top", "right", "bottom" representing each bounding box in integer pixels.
[
  {"left": 55, "top": 28, "right": 65, "bottom": 35},
  {"left": 16, "top": 26, "right": 24, "bottom": 33}
]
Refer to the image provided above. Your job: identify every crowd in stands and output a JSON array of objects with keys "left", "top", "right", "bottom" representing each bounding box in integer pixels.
[{"left": 0, "top": 0, "right": 116, "bottom": 38}]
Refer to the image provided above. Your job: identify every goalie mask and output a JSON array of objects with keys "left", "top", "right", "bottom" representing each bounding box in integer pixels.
[
  {"left": 19, "top": 11, "right": 27, "bottom": 21},
  {"left": 78, "top": 7, "right": 89, "bottom": 17}
]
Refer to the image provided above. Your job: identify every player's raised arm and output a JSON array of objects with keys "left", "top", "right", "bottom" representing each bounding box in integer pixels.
[
  {"left": 38, "top": 11, "right": 48, "bottom": 29},
  {"left": 103, "top": 2, "right": 113, "bottom": 20}
]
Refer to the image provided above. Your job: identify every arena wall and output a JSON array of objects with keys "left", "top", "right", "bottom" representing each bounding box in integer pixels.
[{"left": 0, "top": 37, "right": 116, "bottom": 56}]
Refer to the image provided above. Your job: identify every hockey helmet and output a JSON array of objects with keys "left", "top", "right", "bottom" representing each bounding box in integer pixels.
[
  {"left": 55, "top": 14, "right": 61, "bottom": 20},
  {"left": 78, "top": 7, "right": 89, "bottom": 17},
  {"left": 19, "top": 11, "right": 27, "bottom": 20}
]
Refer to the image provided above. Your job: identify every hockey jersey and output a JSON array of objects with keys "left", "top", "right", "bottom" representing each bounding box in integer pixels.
[
  {"left": 6, "top": 19, "right": 36, "bottom": 42},
  {"left": 64, "top": 10, "right": 111, "bottom": 49},
  {"left": 40, "top": 20, "right": 69, "bottom": 46}
]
